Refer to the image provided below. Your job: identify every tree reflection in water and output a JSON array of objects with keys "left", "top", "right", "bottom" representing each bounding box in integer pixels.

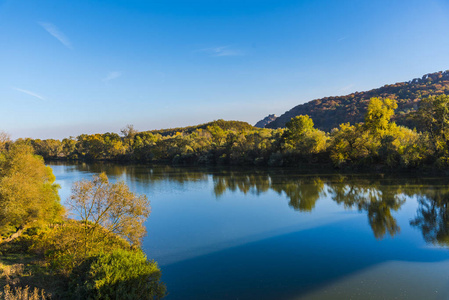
[
  {"left": 411, "top": 187, "right": 449, "bottom": 246},
  {"left": 52, "top": 162, "right": 449, "bottom": 246},
  {"left": 210, "top": 171, "right": 409, "bottom": 239},
  {"left": 209, "top": 171, "right": 449, "bottom": 242},
  {"left": 271, "top": 178, "right": 325, "bottom": 212},
  {"left": 328, "top": 178, "right": 405, "bottom": 239}
]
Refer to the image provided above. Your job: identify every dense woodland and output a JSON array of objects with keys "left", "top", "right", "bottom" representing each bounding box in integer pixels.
[
  {"left": 13, "top": 94, "right": 449, "bottom": 170},
  {"left": 266, "top": 70, "right": 449, "bottom": 131}
]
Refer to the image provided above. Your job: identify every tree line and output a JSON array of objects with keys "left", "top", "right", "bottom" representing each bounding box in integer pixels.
[{"left": 12, "top": 94, "right": 449, "bottom": 170}]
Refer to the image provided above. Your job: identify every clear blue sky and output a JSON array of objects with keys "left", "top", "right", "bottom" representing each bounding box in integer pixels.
[{"left": 1, "top": 0, "right": 449, "bottom": 139}]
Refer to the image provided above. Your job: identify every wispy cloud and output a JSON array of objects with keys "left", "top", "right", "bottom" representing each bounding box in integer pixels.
[
  {"left": 103, "top": 71, "right": 122, "bottom": 82},
  {"left": 197, "top": 46, "right": 243, "bottom": 57},
  {"left": 340, "top": 84, "right": 355, "bottom": 93},
  {"left": 39, "top": 22, "right": 73, "bottom": 49},
  {"left": 12, "top": 87, "right": 46, "bottom": 101}
]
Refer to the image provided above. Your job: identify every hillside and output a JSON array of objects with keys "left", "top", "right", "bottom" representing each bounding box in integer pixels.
[
  {"left": 145, "top": 119, "right": 255, "bottom": 136},
  {"left": 255, "top": 114, "right": 277, "bottom": 128},
  {"left": 265, "top": 70, "right": 449, "bottom": 131}
]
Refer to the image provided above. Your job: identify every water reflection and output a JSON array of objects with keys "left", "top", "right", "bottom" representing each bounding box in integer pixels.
[
  {"left": 49, "top": 163, "right": 449, "bottom": 299},
  {"left": 328, "top": 179, "right": 405, "bottom": 239},
  {"left": 49, "top": 162, "right": 449, "bottom": 244},
  {"left": 209, "top": 172, "right": 413, "bottom": 239},
  {"left": 213, "top": 173, "right": 325, "bottom": 212},
  {"left": 411, "top": 187, "right": 449, "bottom": 246}
]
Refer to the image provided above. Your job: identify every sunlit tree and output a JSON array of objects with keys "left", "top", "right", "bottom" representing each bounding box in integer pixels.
[
  {"left": 364, "top": 97, "right": 398, "bottom": 136},
  {"left": 0, "top": 144, "right": 62, "bottom": 238},
  {"left": 67, "top": 173, "right": 150, "bottom": 246}
]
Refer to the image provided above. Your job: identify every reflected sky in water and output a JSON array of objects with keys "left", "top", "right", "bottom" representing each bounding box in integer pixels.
[{"left": 49, "top": 163, "right": 449, "bottom": 300}]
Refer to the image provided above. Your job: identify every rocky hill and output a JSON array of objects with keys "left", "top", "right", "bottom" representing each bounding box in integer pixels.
[
  {"left": 264, "top": 70, "right": 449, "bottom": 131},
  {"left": 254, "top": 114, "right": 277, "bottom": 128}
]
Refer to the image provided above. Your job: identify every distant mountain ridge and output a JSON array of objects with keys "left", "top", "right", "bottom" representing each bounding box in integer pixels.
[
  {"left": 264, "top": 70, "right": 449, "bottom": 131},
  {"left": 254, "top": 114, "right": 277, "bottom": 128}
]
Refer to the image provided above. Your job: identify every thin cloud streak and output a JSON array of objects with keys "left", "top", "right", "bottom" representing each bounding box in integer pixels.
[
  {"left": 103, "top": 71, "right": 122, "bottom": 82},
  {"left": 12, "top": 87, "right": 46, "bottom": 101},
  {"left": 39, "top": 22, "right": 73, "bottom": 49},
  {"left": 339, "top": 84, "right": 355, "bottom": 93},
  {"left": 198, "top": 46, "right": 243, "bottom": 57}
]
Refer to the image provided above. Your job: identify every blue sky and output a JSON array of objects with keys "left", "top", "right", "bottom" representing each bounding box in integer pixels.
[{"left": 1, "top": 0, "right": 449, "bottom": 139}]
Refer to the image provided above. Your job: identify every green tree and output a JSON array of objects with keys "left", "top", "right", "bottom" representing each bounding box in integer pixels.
[
  {"left": 283, "top": 115, "right": 328, "bottom": 155},
  {"left": 62, "top": 137, "right": 78, "bottom": 159},
  {"left": 0, "top": 144, "right": 62, "bottom": 238},
  {"left": 33, "top": 219, "right": 131, "bottom": 273},
  {"left": 379, "top": 126, "right": 424, "bottom": 167},
  {"left": 283, "top": 115, "right": 315, "bottom": 144},
  {"left": 207, "top": 124, "right": 227, "bottom": 148},
  {"left": 329, "top": 123, "right": 377, "bottom": 166},
  {"left": 416, "top": 95, "right": 449, "bottom": 139},
  {"left": 415, "top": 95, "right": 449, "bottom": 157}
]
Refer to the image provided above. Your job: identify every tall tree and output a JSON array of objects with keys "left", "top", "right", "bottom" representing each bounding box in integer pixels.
[
  {"left": 364, "top": 97, "right": 398, "bottom": 136},
  {"left": 67, "top": 173, "right": 150, "bottom": 246},
  {"left": 416, "top": 95, "right": 449, "bottom": 154},
  {"left": 0, "top": 144, "right": 62, "bottom": 238},
  {"left": 0, "top": 131, "right": 10, "bottom": 152},
  {"left": 283, "top": 115, "right": 327, "bottom": 154}
]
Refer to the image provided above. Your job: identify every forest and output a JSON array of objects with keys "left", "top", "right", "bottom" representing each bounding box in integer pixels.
[{"left": 12, "top": 94, "right": 449, "bottom": 170}]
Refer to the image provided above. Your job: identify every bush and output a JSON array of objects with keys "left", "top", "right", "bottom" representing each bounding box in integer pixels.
[
  {"left": 69, "top": 249, "right": 165, "bottom": 300},
  {"left": 31, "top": 221, "right": 130, "bottom": 274}
]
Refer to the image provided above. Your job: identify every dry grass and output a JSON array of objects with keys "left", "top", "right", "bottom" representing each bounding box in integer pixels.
[
  {"left": 0, "top": 284, "right": 49, "bottom": 300},
  {"left": 0, "top": 262, "right": 50, "bottom": 299},
  {"left": 1, "top": 263, "right": 25, "bottom": 279}
]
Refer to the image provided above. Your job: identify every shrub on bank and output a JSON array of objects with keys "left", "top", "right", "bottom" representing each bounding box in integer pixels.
[{"left": 69, "top": 248, "right": 165, "bottom": 300}]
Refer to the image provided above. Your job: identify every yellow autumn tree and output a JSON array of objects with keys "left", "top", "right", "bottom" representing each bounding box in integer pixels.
[
  {"left": 0, "top": 144, "right": 62, "bottom": 238},
  {"left": 67, "top": 173, "right": 150, "bottom": 247},
  {"left": 364, "top": 97, "right": 398, "bottom": 137}
]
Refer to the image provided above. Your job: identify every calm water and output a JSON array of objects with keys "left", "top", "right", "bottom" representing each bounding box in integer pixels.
[{"left": 49, "top": 163, "right": 449, "bottom": 300}]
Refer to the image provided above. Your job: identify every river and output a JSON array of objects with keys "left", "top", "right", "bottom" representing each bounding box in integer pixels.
[{"left": 49, "top": 162, "right": 449, "bottom": 300}]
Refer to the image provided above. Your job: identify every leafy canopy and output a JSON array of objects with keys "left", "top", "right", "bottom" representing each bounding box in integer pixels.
[
  {"left": 67, "top": 173, "right": 150, "bottom": 245},
  {"left": 364, "top": 97, "right": 398, "bottom": 136},
  {"left": 70, "top": 248, "right": 165, "bottom": 300},
  {"left": 416, "top": 94, "right": 449, "bottom": 139},
  {"left": 0, "top": 144, "right": 62, "bottom": 237}
]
